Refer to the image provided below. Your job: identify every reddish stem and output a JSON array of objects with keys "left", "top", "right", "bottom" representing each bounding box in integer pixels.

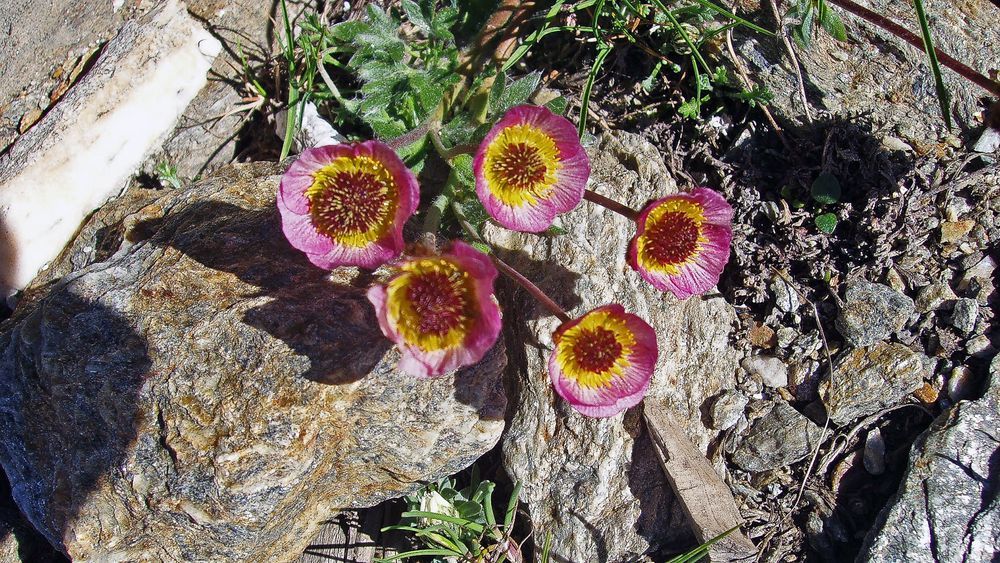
[
  {"left": 491, "top": 255, "right": 572, "bottom": 324},
  {"left": 584, "top": 189, "right": 640, "bottom": 221},
  {"left": 826, "top": 0, "right": 1000, "bottom": 98}
]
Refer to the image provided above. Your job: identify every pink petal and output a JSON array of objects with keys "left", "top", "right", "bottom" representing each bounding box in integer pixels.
[
  {"left": 688, "top": 187, "right": 734, "bottom": 225},
  {"left": 279, "top": 202, "right": 333, "bottom": 255}
]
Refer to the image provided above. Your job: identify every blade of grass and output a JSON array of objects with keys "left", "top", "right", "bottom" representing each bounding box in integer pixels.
[
  {"left": 401, "top": 511, "right": 484, "bottom": 534},
  {"left": 502, "top": 481, "right": 522, "bottom": 530},
  {"left": 909, "top": 0, "right": 951, "bottom": 128},
  {"left": 578, "top": 42, "right": 613, "bottom": 137},
  {"left": 376, "top": 548, "right": 464, "bottom": 562},
  {"left": 664, "top": 526, "right": 738, "bottom": 563}
]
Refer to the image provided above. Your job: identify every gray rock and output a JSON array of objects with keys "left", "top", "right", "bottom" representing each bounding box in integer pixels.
[
  {"left": 957, "top": 255, "right": 997, "bottom": 291},
  {"left": 949, "top": 298, "right": 979, "bottom": 335},
  {"left": 742, "top": 355, "right": 789, "bottom": 389},
  {"left": 0, "top": 163, "right": 507, "bottom": 562},
  {"left": 858, "top": 355, "right": 1000, "bottom": 562},
  {"left": 914, "top": 282, "right": 957, "bottom": 313},
  {"left": 820, "top": 343, "right": 926, "bottom": 425},
  {"left": 733, "top": 0, "right": 998, "bottom": 141},
  {"left": 967, "top": 335, "right": 996, "bottom": 358},
  {"left": 863, "top": 428, "right": 886, "bottom": 476},
  {"left": 0, "top": 0, "right": 220, "bottom": 296},
  {"left": 709, "top": 390, "right": 749, "bottom": 431},
  {"left": 731, "top": 402, "right": 824, "bottom": 473},
  {"left": 770, "top": 276, "right": 800, "bottom": 313},
  {"left": 488, "top": 132, "right": 740, "bottom": 561},
  {"left": 835, "top": 280, "right": 915, "bottom": 347}
]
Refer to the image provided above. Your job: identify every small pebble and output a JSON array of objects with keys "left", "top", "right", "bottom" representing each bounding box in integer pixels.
[
  {"left": 742, "top": 355, "right": 789, "bottom": 389},
  {"left": 770, "top": 276, "right": 800, "bottom": 313},
  {"left": 912, "top": 382, "right": 939, "bottom": 404},
  {"left": 914, "top": 282, "right": 957, "bottom": 313},
  {"left": 885, "top": 267, "right": 906, "bottom": 292},
  {"left": 949, "top": 298, "right": 979, "bottom": 335},
  {"left": 863, "top": 428, "right": 886, "bottom": 475},
  {"left": 967, "top": 335, "right": 995, "bottom": 357},
  {"left": 835, "top": 280, "right": 915, "bottom": 347},
  {"left": 944, "top": 197, "right": 971, "bottom": 222},
  {"left": 777, "top": 327, "right": 798, "bottom": 348},
  {"left": 940, "top": 220, "right": 975, "bottom": 244},
  {"left": 947, "top": 366, "right": 976, "bottom": 402},
  {"left": 709, "top": 390, "right": 749, "bottom": 430},
  {"left": 958, "top": 255, "right": 996, "bottom": 291}
]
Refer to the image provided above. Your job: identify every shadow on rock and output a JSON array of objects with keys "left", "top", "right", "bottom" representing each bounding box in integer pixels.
[
  {"left": 490, "top": 246, "right": 583, "bottom": 322},
  {"left": 627, "top": 414, "right": 693, "bottom": 556},
  {"left": 134, "top": 201, "right": 390, "bottom": 385},
  {"left": 0, "top": 292, "right": 150, "bottom": 556}
]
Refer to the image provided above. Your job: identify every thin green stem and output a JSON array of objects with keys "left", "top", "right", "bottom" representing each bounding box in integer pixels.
[
  {"left": 583, "top": 189, "right": 639, "bottom": 220},
  {"left": 910, "top": 0, "right": 951, "bottom": 128},
  {"left": 578, "top": 43, "right": 613, "bottom": 137}
]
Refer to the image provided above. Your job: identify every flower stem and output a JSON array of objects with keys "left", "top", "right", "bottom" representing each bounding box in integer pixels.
[
  {"left": 491, "top": 255, "right": 572, "bottom": 324},
  {"left": 451, "top": 202, "right": 572, "bottom": 324},
  {"left": 583, "top": 189, "right": 640, "bottom": 221}
]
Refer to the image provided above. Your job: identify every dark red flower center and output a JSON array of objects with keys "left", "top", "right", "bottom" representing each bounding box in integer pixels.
[
  {"left": 491, "top": 142, "right": 547, "bottom": 190},
  {"left": 643, "top": 211, "right": 700, "bottom": 266},
  {"left": 570, "top": 327, "right": 623, "bottom": 374},
  {"left": 310, "top": 169, "right": 394, "bottom": 239},
  {"left": 406, "top": 271, "right": 472, "bottom": 336}
]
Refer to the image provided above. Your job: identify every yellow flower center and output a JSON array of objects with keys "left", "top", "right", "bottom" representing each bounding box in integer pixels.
[
  {"left": 555, "top": 310, "right": 636, "bottom": 389},
  {"left": 387, "top": 258, "right": 478, "bottom": 352},
  {"left": 483, "top": 124, "right": 561, "bottom": 207},
  {"left": 637, "top": 198, "right": 707, "bottom": 274},
  {"left": 306, "top": 155, "right": 398, "bottom": 247}
]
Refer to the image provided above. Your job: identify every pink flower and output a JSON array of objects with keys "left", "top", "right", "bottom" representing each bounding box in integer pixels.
[
  {"left": 474, "top": 105, "right": 590, "bottom": 232},
  {"left": 627, "top": 188, "right": 733, "bottom": 299},
  {"left": 548, "top": 304, "right": 658, "bottom": 418},
  {"left": 278, "top": 141, "right": 419, "bottom": 270},
  {"left": 367, "top": 241, "right": 502, "bottom": 378}
]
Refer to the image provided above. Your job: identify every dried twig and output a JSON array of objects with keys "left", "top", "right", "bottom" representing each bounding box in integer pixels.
[
  {"left": 724, "top": 29, "right": 791, "bottom": 152},
  {"left": 766, "top": 0, "right": 814, "bottom": 123}
]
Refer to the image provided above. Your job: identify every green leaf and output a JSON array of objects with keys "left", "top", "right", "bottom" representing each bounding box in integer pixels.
[
  {"left": 815, "top": 212, "right": 838, "bottom": 233},
  {"left": 810, "top": 172, "right": 842, "bottom": 205},
  {"left": 544, "top": 96, "right": 568, "bottom": 115},
  {"left": 490, "top": 72, "right": 542, "bottom": 117},
  {"left": 401, "top": 511, "right": 484, "bottom": 533},
  {"left": 402, "top": 0, "right": 432, "bottom": 33},
  {"left": 678, "top": 97, "right": 702, "bottom": 119},
  {"left": 470, "top": 241, "right": 492, "bottom": 255},
  {"left": 819, "top": 6, "right": 848, "bottom": 41},
  {"left": 329, "top": 20, "right": 369, "bottom": 42},
  {"left": 430, "top": 6, "right": 459, "bottom": 41},
  {"left": 800, "top": 3, "right": 815, "bottom": 47},
  {"left": 454, "top": 500, "right": 484, "bottom": 521},
  {"left": 450, "top": 154, "right": 475, "bottom": 189}
]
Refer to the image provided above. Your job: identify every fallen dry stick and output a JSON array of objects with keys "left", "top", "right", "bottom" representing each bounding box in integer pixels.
[{"left": 644, "top": 406, "right": 756, "bottom": 562}]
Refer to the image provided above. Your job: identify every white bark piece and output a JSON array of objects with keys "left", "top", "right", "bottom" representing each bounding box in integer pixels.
[{"left": 0, "top": 0, "right": 220, "bottom": 297}]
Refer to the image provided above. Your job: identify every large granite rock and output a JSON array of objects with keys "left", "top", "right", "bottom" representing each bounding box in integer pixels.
[
  {"left": 0, "top": 162, "right": 506, "bottom": 561},
  {"left": 736, "top": 0, "right": 999, "bottom": 140},
  {"left": 488, "top": 132, "right": 742, "bottom": 561},
  {"left": 858, "top": 354, "right": 1000, "bottom": 561}
]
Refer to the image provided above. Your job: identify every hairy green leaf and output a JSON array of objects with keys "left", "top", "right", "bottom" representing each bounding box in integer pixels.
[
  {"left": 810, "top": 172, "right": 842, "bottom": 205},
  {"left": 815, "top": 212, "right": 838, "bottom": 233}
]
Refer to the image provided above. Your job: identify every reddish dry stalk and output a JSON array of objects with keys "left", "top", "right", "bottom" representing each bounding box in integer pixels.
[
  {"left": 826, "top": 0, "right": 1000, "bottom": 98},
  {"left": 583, "top": 189, "right": 640, "bottom": 221},
  {"left": 491, "top": 255, "right": 572, "bottom": 324}
]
